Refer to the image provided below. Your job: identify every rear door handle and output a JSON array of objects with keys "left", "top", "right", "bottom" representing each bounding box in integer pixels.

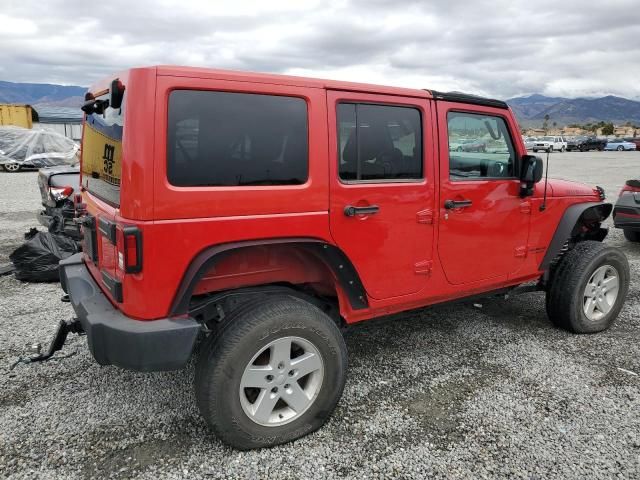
[
  {"left": 344, "top": 205, "right": 380, "bottom": 217},
  {"left": 444, "top": 199, "right": 472, "bottom": 209}
]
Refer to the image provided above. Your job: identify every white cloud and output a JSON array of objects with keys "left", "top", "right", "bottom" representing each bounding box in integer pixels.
[{"left": 0, "top": 0, "right": 639, "bottom": 99}]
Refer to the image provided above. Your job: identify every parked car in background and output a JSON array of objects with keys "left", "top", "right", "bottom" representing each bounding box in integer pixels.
[
  {"left": 605, "top": 139, "right": 637, "bottom": 151},
  {"left": 523, "top": 136, "right": 538, "bottom": 150},
  {"left": 449, "top": 138, "right": 487, "bottom": 152},
  {"left": 37, "top": 164, "right": 81, "bottom": 239},
  {"left": 613, "top": 180, "right": 640, "bottom": 242},
  {"left": 532, "top": 136, "right": 567, "bottom": 153},
  {"left": 0, "top": 126, "right": 79, "bottom": 172},
  {"left": 566, "top": 136, "right": 606, "bottom": 152},
  {"left": 623, "top": 138, "right": 640, "bottom": 150}
]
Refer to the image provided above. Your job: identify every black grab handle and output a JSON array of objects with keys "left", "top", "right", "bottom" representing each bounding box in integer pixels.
[
  {"left": 444, "top": 199, "right": 473, "bottom": 209},
  {"left": 344, "top": 205, "right": 380, "bottom": 217}
]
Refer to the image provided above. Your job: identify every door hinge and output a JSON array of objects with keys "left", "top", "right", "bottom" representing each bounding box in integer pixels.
[
  {"left": 514, "top": 246, "right": 527, "bottom": 258},
  {"left": 416, "top": 209, "right": 433, "bottom": 224},
  {"left": 414, "top": 260, "right": 433, "bottom": 275},
  {"left": 520, "top": 201, "right": 532, "bottom": 214}
]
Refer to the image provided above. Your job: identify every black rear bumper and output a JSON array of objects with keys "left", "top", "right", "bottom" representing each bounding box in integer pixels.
[{"left": 59, "top": 254, "right": 201, "bottom": 371}]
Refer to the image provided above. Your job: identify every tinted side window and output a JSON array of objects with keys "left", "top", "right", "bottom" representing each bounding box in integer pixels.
[
  {"left": 167, "top": 90, "right": 308, "bottom": 186},
  {"left": 447, "top": 112, "right": 515, "bottom": 180},
  {"left": 338, "top": 103, "right": 422, "bottom": 181}
]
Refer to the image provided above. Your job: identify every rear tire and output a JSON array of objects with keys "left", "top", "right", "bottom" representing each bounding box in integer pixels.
[
  {"left": 623, "top": 229, "right": 640, "bottom": 242},
  {"left": 617, "top": 146, "right": 624, "bottom": 151},
  {"left": 546, "top": 241, "right": 629, "bottom": 333},
  {"left": 195, "top": 295, "right": 347, "bottom": 450}
]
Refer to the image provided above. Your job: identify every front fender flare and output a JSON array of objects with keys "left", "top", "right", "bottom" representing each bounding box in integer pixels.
[{"left": 539, "top": 202, "right": 612, "bottom": 271}]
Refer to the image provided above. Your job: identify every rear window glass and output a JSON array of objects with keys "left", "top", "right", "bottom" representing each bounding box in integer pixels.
[
  {"left": 167, "top": 90, "right": 308, "bottom": 187},
  {"left": 81, "top": 93, "right": 124, "bottom": 206}
]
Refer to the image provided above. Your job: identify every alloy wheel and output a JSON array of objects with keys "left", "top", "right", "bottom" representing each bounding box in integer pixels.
[
  {"left": 583, "top": 265, "right": 620, "bottom": 321},
  {"left": 239, "top": 336, "right": 324, "bottom": 426}
]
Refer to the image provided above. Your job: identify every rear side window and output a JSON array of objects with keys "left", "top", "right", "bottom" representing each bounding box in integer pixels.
[
  {"left": 337, "top": 103, "right": 423, "bottom": 181},
  {"left": 447, "top": 112, "right": 516, "bottom": 180},
  {"left": 167, "top": 90, "right": 308, "bottom": 186}
]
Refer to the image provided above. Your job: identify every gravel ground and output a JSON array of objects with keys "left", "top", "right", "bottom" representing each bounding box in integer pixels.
[{"left": 1, "top": 152, "right": 640, "bottom": 479}]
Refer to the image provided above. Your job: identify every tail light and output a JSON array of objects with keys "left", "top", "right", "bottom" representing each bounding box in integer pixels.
[
  {"left": 619, "top": 180, "right": 640, "bottom": 196},
  {"left": 74, "top": 193, "right": 87, "bottom": 216},
  {"left": 116, "top": 225, "right": 142, "bottom": 273},
  {"left": 50, "top": 186, "right": 74, "bottom": 202}
]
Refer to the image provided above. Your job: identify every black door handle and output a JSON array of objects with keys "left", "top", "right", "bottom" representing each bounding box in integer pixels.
[
  {"left": 444, "top": 199, "right": 472, "bottom": 209},
  {"left": 344, "top": 205, "right": 380, "bottom": 217}
]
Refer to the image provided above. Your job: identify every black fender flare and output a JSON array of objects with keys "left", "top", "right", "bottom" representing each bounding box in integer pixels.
[
  {"left": 539, "top": 202, "right": 612, "bottom": 271},
  {"left": 169, "top": 238, "right": 368, "bottom": 316}
]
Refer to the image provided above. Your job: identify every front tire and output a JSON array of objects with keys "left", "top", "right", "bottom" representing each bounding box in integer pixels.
[
  {"left": 195, "top": 296, "right": 348, "bottom": 450},
  {"left": 617, "top": 146, "right": 624, "bottom": 151},
  {"left": 623, "top": 229, "right": 640, "bottom": 242},
  {"left": 546, "top": 241, "right": 629, "bottom": 333}
]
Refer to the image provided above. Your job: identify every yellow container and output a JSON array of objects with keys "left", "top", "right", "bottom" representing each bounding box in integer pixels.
[{"left": 0, "top": 104, "right": 33, "bottom": 129}]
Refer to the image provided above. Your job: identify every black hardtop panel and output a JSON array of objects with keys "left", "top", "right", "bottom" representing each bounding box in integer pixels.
[{"left": 430, "top": 90, "right": 509, "bottom": 109}]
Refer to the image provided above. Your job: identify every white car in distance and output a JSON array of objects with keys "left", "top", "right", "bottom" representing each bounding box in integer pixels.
[{"left": 531, "top": 136, "right": 567, "bottom": 153}]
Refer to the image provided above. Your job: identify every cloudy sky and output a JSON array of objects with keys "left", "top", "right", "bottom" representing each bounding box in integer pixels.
[{"left": 1, "top": 0, "right": 639, "bottom": 99}]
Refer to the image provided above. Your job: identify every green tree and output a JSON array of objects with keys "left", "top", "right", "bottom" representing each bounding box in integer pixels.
[
  {"left": 601, "top": 123, "right": 614, "bottom": 136},
  {"left": 542, "top": 114, "right": 550, "bottom": 132}
]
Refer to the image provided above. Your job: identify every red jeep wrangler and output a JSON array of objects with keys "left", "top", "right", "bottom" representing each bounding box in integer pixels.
[{"left": 56, "top": 66, "right": 629, "bottom": 449}]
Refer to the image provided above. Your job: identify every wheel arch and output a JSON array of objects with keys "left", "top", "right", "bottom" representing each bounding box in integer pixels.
[
  {"left": 539, "top": 202, "right": 613, "bottom": 272},
  {"left": 169, "top": 238, "right": 369, "bottom": 317}
]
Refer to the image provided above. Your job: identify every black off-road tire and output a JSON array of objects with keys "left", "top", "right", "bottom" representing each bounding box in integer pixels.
[
  {"left": 546, "top": 241, "right": 629, "bottom": 333},
  {"left": 623, "top": 229, "right": 640, "bottom": 242},
  {"left": 195, "top": 295, "right": 348, "bottom": 450}
]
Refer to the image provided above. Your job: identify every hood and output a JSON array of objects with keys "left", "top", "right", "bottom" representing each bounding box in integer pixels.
[{"left": 533, "top": 178, "right": 602, "bottom": 198}]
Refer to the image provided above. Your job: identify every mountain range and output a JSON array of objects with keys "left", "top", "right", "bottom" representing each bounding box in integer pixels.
[
  {"left": 1, "top": 80, "right": 639, "bottom": 126},
  {"left": 0, "top": 80, "right": 85, "bottom": 107},
  {"left": 506, "top": 94, "right": 640, "bottom": 127}
]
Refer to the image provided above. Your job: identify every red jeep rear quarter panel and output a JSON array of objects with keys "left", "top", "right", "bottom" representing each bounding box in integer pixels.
[{"left": 116, "top": 71, "right": 333, "bottom": 319}]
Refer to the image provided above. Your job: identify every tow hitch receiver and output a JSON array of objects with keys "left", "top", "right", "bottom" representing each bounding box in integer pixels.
[{"left": 11, "top": 318, "right": 84, "bottom": 369}]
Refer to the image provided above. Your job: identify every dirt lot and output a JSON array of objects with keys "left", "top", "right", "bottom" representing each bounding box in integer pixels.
[{"left": 1, "top": 151, "right": 639, "bottom": 479}]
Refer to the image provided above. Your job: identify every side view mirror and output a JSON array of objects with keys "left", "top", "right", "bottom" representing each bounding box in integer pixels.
[{"left": 519, "top": 154, "right": 543, "bottom": 197}]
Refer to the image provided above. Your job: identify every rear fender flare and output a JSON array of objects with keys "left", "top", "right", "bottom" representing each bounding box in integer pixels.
[
  {"left": 539, "top": 202, "right": 612, "bottom": 271},
  {"left": 169, "top": 238, "right": 368, "bottom": 316}
]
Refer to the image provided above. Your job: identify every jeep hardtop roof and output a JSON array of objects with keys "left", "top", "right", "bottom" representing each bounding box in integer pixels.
[{"left": 152, "top": 65, "right": 508, "bottom": 108}]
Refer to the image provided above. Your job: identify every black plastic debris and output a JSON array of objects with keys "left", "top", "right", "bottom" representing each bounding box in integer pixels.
[{"left": 9, "top": 230, "right": 79, "bottom": 282}]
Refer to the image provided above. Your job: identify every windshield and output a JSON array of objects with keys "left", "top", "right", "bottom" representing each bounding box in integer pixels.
[
  {"left": 540, "top": 136, "right": 554, "bottom": 141},
  {"left": 81, "top": 91, "right": 124, "bottom": 206}
]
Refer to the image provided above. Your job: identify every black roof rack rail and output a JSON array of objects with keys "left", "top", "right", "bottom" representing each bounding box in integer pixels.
[{"left": 428, "top": 90, "right": 509, "bottom": 109}]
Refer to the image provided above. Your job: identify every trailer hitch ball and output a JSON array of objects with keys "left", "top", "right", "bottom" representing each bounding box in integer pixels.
[{"left": 11, "top": 318, "right": 84, "bottom": 369}]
